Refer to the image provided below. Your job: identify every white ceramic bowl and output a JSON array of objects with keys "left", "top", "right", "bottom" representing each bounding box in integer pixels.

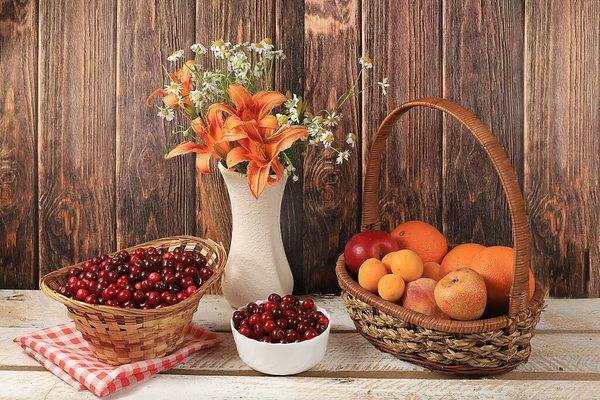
[{"left": 230, "top": 301, "right": 331, "bottom": 375}]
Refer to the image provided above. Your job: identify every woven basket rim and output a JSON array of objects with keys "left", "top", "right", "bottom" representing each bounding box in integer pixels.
[
  {"left": 336, "top": 253, "right": 545, "bottom": 334},
  {"left": 39, "top": 235, "right": 227, "bottom": 317}
]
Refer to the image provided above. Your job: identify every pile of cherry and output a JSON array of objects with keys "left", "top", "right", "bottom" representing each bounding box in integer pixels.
[
  {"left": 232, "top": 294, "right": 330, "bottom": 343},
  {"left": 55, "top": 246, "right": 214, "bottom": 309}
]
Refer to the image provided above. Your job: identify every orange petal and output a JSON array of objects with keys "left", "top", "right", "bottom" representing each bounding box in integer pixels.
[
  {"left": 209, "top": 103, "right": 238, "bottom": 118},
  {"left": 165, "top": 141, "right": 207, "bottom": 159},
  {"left": 191, "top": 117, "right": 207, "bottom": 135},
  {"left": 226, "top": 146, "right": 253, "bottom": 168},
  {"left": 258, "top": 115, "right": 279, "bottom": 131},
  {"left": 247, "top": 162, "right": 270, "bottom": 199},
  {"left": 266, "top": 126, "right": 308, "bottom": 154},
  {"left": 268, "top": 158, "right": 284, "bottom": 185},
  {"left": 146, "top": 89, "right": 168, "bottom": 107},
  {"left": 228, "top": 84, "right": 253, "bottom": 111},
  {"left": 196, "top": 152, "right": 212, "bottom": 173},
  {"left": 253, "top": 91, "right": 287, "bottom": 120},
  {"left": 163, "top": 93, "right": 180, "bottom": 108}
]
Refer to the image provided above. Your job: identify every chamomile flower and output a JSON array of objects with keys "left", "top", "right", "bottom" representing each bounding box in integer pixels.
[
  {"left": 190, "top": 43, "right": 208, "bottom": 54},
  {"left": 250, "top": 42, "right": 266, "bottom": 54},
  {"left": 321, "top": 131, "right": 334, "bottom": 148},
  {"left": 346, "top": 132, "right": 357, "bottom": 148},
  {"left": 324, "top": 112, "right": 341, "bottom": 127},
  {"left": 359, "top": 56, "right": 373, "bottom": 69},
  {"left": 336, "top": 150, "right": 350, "bottom": 164},
  {"left": 378, "top": 77, "right": 390, "bottom": 96},
  {"left": 285, "top": 94, "right": 300, "bottom": 109},
  {"left": 164, "top": 81, "right": 182, "bottom": 95},
  {"left": 260, "top": 38, "right": 274, "bottom": 51},
  {"left": 276, "top": 113, "right": 290, "bottom": 126},
  {"left": 189, "top": 90, "right": 204, "bottom": 108},
  {"left": 157, "top": 106, "right": 175, "bottom": 121},
  {"left": 210, "top": 39, "right": 227, "bottom": 52},
  {"left": 167, "top": 50, "right": 184, "bottom": 62}
]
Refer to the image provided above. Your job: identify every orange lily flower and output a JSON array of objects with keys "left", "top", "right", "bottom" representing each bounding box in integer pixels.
[
  {"left": 146, "top": 60, "right": 195, "bottom": 110},
  {"left": 226, "top": 123, "right": 307, "bottom": 199},
  {"left": 210, "top": 84, "right": 287, "bottom": 139},
  {"left": 165, "top": 108, "right": 229, "bottom": 173}
]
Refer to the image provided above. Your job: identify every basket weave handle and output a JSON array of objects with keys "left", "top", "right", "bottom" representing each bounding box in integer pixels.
[{"left": 361, "top": 97, "right": 531, "bottom": 316}]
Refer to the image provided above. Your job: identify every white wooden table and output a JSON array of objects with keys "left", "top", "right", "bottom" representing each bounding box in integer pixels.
[{"left": 1, "top": 290, "right": 599, "bottom": 399}]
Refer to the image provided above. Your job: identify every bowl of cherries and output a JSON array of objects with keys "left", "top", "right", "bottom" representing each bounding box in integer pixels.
[{"left": 231, "top": 293, "right": 331, "bottom": 375}]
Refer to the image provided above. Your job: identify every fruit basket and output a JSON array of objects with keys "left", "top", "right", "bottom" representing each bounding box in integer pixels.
[
  {"left": 40, "top": 235, "right": 226, "bottom": 365},
  {"left": 335, "top": 98, "right": 545, "bottom": 375}
]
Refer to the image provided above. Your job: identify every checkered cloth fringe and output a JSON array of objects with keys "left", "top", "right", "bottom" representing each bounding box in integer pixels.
[{"left": 14, "top": 322, "right": 222, "bottom": 397}]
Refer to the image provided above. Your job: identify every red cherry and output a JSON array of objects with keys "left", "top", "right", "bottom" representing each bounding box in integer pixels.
[
  {"left": 67, "top": 276, "right": 79, "bottom": 286},
  {"left": 82, "top": 261, "right": 93, "bottom": 272},
  {"left": 260, "top": 311, "right": 273, "bottom": 323},
  {"left": 260, "top": 336, "right": 272, "bottom": 343},
  {"left": 302, "top": 299, "right": 315, "bottom": 310},
  {"left": 140, "top": 280, "right": 154, "bottom": 292},
  {"left": 148, "top": 272, "right": 161, "bottom": 284},
  {"left": 180, "top": 277, "right": 194, "bottom": 289},
  {"left": 164, "top": 293, "right": 178, "bottom": 306},
  {"left": 270, "top": 327, "right": 285, "bottom": 342},
  {"left": 268, "top": 293, "right": 282, "bottom": 303},
  {"left": 146, "top": 291, "right": 160, "bottom": 306},
  {"left": 116, "top": 277, "right": 130, "bottom": 289},
  {"left": 75, "top": 289, "right": 89, "bottom": 301},
  {"left": 105, "top": 299, "right": 120, "bottom": 307},
  {"left": 303, "top": 328, "right": 318, "bottom": 340},
  {"left": 117, "top": 290, "right": 131, "bottom": 303},
  {"left": 285, "top": 310, "right": 298, "bottom": 318},
  {"left": 185, "top": 286, "right": 197, "bottom": 296},
  {"left": 84, "top": 294, "right": 98, "bottom": 304},
  {"left": 176, "top": 292, "right": 188, "bottom": 302},
  {"left": 263, "top": 301, "right": 277, "bottom": 311},
  {"left": 318, "top": 316, "right": 329, "bottom": 326},
  {"left": 101, "top": 287, "right": 117, "bottom": 300},
  {"left": 184, "top": 266, "right": 199, "bottom": 278},
  {"left": 263, "top": 320, "right": 276, "bottom": 333},
  {"left": 162, "top": 252, "right": 175, "bottom": 261},
  {"left": 281, "top": 295, "right": 295, "bottom": 304},
  {"left": 248, "top": 314, "right": 261, "bottom": 326},
  {"left": 132, "top": 290, "right": 145, "bottom": 303},
  {"left": 199, "top": 267, "right": 213, "bottom": 281},
  {"left": 239, "top": 326, "right": 253, "bottom": 338}
]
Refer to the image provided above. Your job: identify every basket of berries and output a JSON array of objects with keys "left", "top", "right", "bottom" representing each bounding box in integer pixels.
[
  {"left": 40, "top": 235, "right": 226, "bottom": 365},
  {"left": 335, "top": 98, "right": 545, "bottom": 375}
]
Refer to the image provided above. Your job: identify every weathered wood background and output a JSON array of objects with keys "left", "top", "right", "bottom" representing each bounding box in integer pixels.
[{"left": 1, "top": 0, "right": 598, "bottom": 297}]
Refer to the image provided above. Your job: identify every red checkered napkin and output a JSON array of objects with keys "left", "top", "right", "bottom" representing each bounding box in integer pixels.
[{"left": 14, "top": 322, "right": 222, "bottom": 398}]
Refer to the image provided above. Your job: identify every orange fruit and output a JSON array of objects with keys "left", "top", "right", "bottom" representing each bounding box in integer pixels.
[
  {"left": 468, "top": 246, "right": 536, "bottom": 316},
  {"left": 390, "top": 221, "right": 447, "bottom": 263},
  {"left": 358, "top": 258, "right": 388, "bottom": 293},
  {"left": 434, "top": 268, "right": 487, "bottom": 321},
  {"left": 441, "top": 243, "right": 486, "bottom": 275},
  {"left": 377, "top": 274, "right": 406, "bottom": 302},
  {"left": 422, "top": 262, "right": 444, "bottom": 281},
  {"left": 382, "top": 250, "right": 423, "bottom": 282}
]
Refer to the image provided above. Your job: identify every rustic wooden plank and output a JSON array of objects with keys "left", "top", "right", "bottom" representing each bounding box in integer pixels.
[
  {"left": 303, "top": 0, "right": 360, "bottom": 293},
  {"left": 1, "top": 372, "right": 599, "bottom": 400},
  {"left": 275, "top": 0, "right": 307, "bottom": 293},
  {"left": 442, "top": 1, "right": 525, "bottom": 250},
  {"left": 0, "top": 0, "right": 37, "bottom": 288},
  {"left": 525, "top": 0, "right": 600, "bottom": 297},
  {"left": 37, "top": 0, "right": 116, "bottom": 278},
  {"left": 116, "top": 0, "right": 196, "bottom": 249},
  {"left": 361, "top": 0, "right": 443, "bottom": 234},
  {"left": 3, "top": 291, "right": 600, "bottom": 332},
  {"left": 4, "top": 326, "right": 600, "bottom": 376}
]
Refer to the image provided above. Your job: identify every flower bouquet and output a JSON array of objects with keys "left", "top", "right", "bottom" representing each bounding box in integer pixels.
[{"left": 147, "top": 38, "right": 389, "bottom": 307}]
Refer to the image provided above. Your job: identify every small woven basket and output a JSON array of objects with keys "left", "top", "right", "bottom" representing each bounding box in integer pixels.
[
  {"left": 40, "top": 235, "right": 226, "bottom": 365},
  {"left": 336, "top": 98, "right": 545, "bottom": 375}
]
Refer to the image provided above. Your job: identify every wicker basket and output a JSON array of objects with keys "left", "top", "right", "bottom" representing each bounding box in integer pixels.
[
  {"left": 40, "top": 235, "right": 226, "bottom": 365},
  {"left": 336, "top": 98, "right": 545, "bottom": 375}
]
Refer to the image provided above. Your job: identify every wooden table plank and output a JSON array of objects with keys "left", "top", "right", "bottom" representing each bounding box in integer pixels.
[
  {"left": 3, "top": 328, "right": 600, "bottom": 377},
  {"left": 3, "top": 291, "right": 599, "bottom": 332},
  {"left": 0, "top": 371, "right": 599, "bottom": 400}
]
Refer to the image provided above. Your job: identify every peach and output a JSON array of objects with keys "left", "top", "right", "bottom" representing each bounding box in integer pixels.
[
  {"left": 358, "top": 258, "right": 388, "bottom": 293},
  {"left": 401, "top": 278, "right": 448, "bottom": 319},
  {"left": 382, "top": 250, "right": 423, "bottom": 282},
  {"left": 377, "top": 274, "right": 405, "bottom": 302},
  {"left": 422, "top": 262, "right": 444, "bottom": 281},
  {"left": 434, "top": 268, "right": 487, "bottom": 320}
]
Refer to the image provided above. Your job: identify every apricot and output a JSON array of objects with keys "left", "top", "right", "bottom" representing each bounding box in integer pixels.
[
  {"left": 382, "top": 250, "right": 423, "bottom": 282},
  {"left": 422, "top": 262, "right": 444, "bottom": 281},
  {"left": 401, "top": 278, "right": 448, "bottom": 319},
  {"left": 434, "top": 268, "right": 487, "bottom": 321},
  {"left": 377, "top": 274, "right": 405, "bottom": 302},
  {"left": 358, "top": 258, "right": 388, "bottom": 293}
]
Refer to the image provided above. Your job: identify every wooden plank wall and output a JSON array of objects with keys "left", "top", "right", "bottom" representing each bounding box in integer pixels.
[{"left": 0, "top": 0, "right": 598, "bottom": 297}]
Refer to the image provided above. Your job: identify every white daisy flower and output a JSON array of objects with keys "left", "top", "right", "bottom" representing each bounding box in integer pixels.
[
  {"left": 359, "top": 56, "right": 373, "bottom": 69},
  {"left": 324, "top": 112, "right": 341, "bottom": 127},
  {"left": 260, "top": 38, "right": 274, "bottom": 51},
  {"left": 321, "top": 131, "right": 334, "bottom": 148},
  {"left": 167, "top": 50, "right": 184, "bottom": 62},
  {"left": 157, "top": 106, "right": 175, "bottom": 121},
  {"left": 285, "top": 94, "right": 300, "bottom": 109},
  {"left": 346, "top": 132, "right": 357, "bottom": 148},
  {"left": 276, "top": 113, "right": 290, "bottom": 126},
  {"left": 164, "top": 81, "right": 182, "bottom": 95},
  {"left": 250, "top": 42, "right": 265, "bottom": 54},
  {"left": 378, "top": 77, "right": 390, "bottom": 96},
  {"left": 189, "top": 90, "right": 204, "bottom": 108},
  {"left": 190, "top": 43, "right": 208, "bottom": 54},
  {"left": 336, "top": 151, "right": 350, "bottom": 164},
  {"left": 210, "top": 39, "right": 227, "bottom": 52}
]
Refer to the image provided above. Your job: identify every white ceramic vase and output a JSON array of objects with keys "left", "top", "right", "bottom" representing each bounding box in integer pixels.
[{"left": 218, "top": 163, "right": 293, "bottom": 308}]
